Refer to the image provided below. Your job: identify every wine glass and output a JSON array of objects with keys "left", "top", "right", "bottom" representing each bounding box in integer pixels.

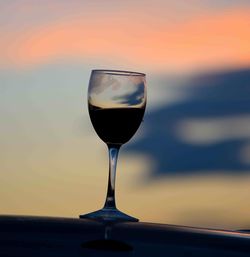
[{"left": 80, "top": 69, "right": 146, "bottom": 222}]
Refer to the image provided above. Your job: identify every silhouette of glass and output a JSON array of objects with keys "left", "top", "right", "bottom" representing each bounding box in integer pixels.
[{"left": 80, "top": 69, "right": 146, "bottom": 222}]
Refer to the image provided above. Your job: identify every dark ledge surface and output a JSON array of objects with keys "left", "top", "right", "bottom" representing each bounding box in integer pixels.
[{"left": 0, "top": 215, "right": 250, "bottom": 257}]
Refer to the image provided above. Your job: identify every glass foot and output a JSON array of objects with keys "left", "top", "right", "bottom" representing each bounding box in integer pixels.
[{"left": 79, "top": 208, "right": 139, "bottom": 222}]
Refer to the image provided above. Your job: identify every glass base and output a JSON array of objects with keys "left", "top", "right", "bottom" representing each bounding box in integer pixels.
[{"left": 79, "top": 208, "right": 139, "bottom": 222}]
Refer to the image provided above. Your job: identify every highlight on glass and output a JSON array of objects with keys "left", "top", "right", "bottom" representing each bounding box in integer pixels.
[{"left": 80, "top": 69, "right": 146, "bottom": 222}]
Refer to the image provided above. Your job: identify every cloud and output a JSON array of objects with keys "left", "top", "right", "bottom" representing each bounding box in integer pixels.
[{"left": 0, "top": 7, "right": 250, "bottom": 71}]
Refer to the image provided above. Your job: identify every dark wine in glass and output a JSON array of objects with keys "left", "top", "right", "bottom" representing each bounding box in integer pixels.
[
  {"left": 80, "top": 69, "right": 146, "bottom": 222},
  {"left": 89, "top": 105, "right": 145, "bottom": 145}
]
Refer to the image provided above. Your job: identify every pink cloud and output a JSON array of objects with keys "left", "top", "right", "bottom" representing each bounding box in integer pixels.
[{"left": 1, "top": 8, "right": 250, "bottom": 71}]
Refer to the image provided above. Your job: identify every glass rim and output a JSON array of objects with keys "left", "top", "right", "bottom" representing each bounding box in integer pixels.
[{"left": 91, "top": 69, "right": 145, "bottom": 76}]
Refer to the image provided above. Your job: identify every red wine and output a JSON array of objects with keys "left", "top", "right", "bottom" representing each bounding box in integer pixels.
[{"left": 89, "top": 105, "right": 145, "bottom": 145}]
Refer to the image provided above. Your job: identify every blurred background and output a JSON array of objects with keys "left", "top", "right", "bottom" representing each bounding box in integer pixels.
[{"left": 0, "top": 0, "right": 250, "bottom": 230}]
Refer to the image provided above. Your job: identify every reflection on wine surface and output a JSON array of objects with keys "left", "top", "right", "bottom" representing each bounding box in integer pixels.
[{"left": 80, "top": 69, "right": 146, "bottom": 222}]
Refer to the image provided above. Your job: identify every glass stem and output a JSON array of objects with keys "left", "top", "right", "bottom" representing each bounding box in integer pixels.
[{"left": 104, "top": 144, "right": 121, "bottom": 209}]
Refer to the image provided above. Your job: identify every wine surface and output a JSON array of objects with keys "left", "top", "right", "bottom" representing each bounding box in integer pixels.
[{"left": 89, "top": 105, "right": 145, "bottom": 145}]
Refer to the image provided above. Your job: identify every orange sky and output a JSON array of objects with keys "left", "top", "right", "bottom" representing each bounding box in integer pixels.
[{"left": 1, "top": 7, "right": 250, "bottom": 71}]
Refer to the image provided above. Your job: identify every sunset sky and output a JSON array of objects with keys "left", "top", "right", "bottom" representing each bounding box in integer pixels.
[
  {"left": 0, "top": 0, "right": 250, "bottom": 229},
  {"left": 1, "top": 0, "right": 250, "bottom": 71}
]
